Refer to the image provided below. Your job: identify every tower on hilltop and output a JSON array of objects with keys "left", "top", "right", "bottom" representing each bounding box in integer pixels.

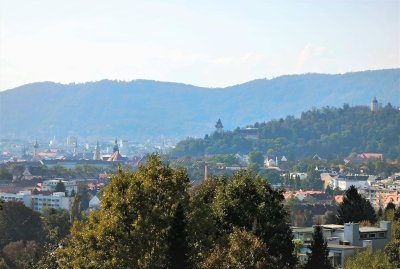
[
  {"left": 370, "top": 97, "right": 381, "bottom": 112},
  {"left": 215, "top": 119, "right": 224, "bottom": 133}
]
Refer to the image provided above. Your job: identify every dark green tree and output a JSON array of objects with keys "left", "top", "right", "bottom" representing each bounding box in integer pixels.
[
  {"left": 213, "top": 170, "right": 296, "bottom": 268},
  {"left": 0, "top": 201, "right": 44, "bottom": 248},
  {"left": 337, "top": 186, "right": 377, "bottom": 224},
  {"left": 54, "top": 180, "right": 66, "bottom": 193},
  {"left": 304, "top": 225, "right": 333, "bottom": 269},
  {"left": 167, "top": 203, "right": 191, "bottom": 269},
  {"left": 41, "top": 208, "right": 71, "bottom": 244},
  {"left": 248, "top": 151, "right": 264, "bottom": 167},
  {"left": 385, "top": 202, "right": 396, "bottom": 213}
]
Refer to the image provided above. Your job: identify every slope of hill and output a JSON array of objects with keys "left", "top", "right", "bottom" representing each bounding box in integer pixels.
[
  {"left": 0, "top": 69, "right": 399, "bottom": 139},
  {"left": 171, "top": 105, "right": 400, "bottom": 159}
]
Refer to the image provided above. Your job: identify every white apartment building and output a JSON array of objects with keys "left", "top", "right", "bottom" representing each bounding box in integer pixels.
[
  {"left": 42, "top": 179, "right": 78, "bottom": 194},
  {"left": 0, "top": 191, "right": 72, "bottom": 212}
]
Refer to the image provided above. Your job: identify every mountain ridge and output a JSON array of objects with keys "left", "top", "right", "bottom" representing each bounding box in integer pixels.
[{"left": 1, "top": 69, "right": 399, "bottom": 140}]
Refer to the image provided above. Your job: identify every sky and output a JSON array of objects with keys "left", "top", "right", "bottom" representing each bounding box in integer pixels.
[{"left": 0, "top": 0, "right": 399, "bottom": 90}]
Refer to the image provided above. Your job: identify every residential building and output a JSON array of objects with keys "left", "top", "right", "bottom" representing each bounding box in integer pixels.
[
  {"left": 293, "top": 221, "right": 391, "bottom": 268},
  {"left": 0, "top": 191, "right": 72, "bottom": 211}
]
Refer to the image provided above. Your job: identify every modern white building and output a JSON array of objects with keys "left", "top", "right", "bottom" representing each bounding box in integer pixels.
[
  {"left": 0, "top": 191, "right": 72, "bottom": 212},
  {"left": 293, "top": 221, "right": 391, "bottom": 268}
]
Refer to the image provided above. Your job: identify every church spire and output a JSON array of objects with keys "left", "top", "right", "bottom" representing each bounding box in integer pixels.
[
  {"left": 113, "top": 138, "right": 119, "bottom": 153},
  {"left": 93, "top": 140, "right": 101, "bottom": 160}
]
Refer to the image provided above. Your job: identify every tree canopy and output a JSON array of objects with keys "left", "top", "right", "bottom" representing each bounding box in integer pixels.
[
  {"left": 337, "top": 185, "right": 377, "bottom": 224},
  {"left": 56, "top": 155, "right": 296, "bottom": 268},
  {"left": 172, "top": 105, "right": 400, "bottom": 159}
]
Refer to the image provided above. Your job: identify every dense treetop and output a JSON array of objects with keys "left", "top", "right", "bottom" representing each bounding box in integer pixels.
[{"left": 172, "top": 104, "right": 400, "bottom": 159}]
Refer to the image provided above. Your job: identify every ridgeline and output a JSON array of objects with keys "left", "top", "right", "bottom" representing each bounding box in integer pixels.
[{"left": 171, "top": 104, "right": 400, "bottom": 159}]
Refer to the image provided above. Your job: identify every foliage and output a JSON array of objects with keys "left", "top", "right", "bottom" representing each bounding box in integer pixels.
[
  {"left": 172, "top": 105, "right": 400, "bottom": 159},
  {"left": 54, "top": 181, "right": 66, "bottom": 193},
  {"left": 0, "top": 201, "right": 45, "bottom": 248},
  {"left": 344, "top": 248, "right": 395, "bottom": 269},
  {"left": 248, "top": 151, "right": 264, "bottom": 166},
  {"left": 0, "top": 168, "right": 12, "bottom": 181},
  {"left": 57, "top": 154, "right": 190, "bottom": 269},
  {"left": 41, "top": 208, "right": 71, "bottom": 244},
  {"left": 304, "top": 225, "right": 333, "bottom": 269},
  {"left": 2, "top": 240, "right": 41, "bottom": 269},
  {"left": 202, "top": 228, "right": 279, "bottom": 269},
  {"left": 166, "top": 203, "right": 191, "bottom": 269},
  {"left": 212, "top": 170, "right": 296, "bottom": 268},
  {"left": 337, "top": 186, "right": 377, "bottom": 224}
]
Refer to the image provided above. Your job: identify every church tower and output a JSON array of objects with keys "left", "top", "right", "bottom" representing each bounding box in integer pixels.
[
  {"left": 93, "top": 141, "right": 101, "bottom": 160},
  {"left": 33, "top": 140, "right": 39, "bottom": 158},
  {"left": 113, "top": 139, "right": 119, "bottom": 153}
]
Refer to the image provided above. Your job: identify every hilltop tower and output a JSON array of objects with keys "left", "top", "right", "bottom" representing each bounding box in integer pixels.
[
  {"left": 215, "top": 119, "right": 224, "bottom": 134},
  {"left": 93, "top": 141, "right": 101, "bottom": 160},
  {"left": 371, "top": 97, "right": 380, "bottom": 112}
]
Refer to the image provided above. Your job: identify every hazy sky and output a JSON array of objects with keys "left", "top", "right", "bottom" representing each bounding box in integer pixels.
[{"left": 0, "top": 0, "right": 399, "bottom": 90}]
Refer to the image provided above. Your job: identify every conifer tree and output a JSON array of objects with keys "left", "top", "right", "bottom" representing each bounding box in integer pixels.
[
  {"left": 167, "top": 203, "right": 191, "bottom": 269},
  {"left": 337, "top": 185, "right": 376, "bottom": 224},
  {"left": 304, "top": 225, "right": 333, "bottom": 269}
]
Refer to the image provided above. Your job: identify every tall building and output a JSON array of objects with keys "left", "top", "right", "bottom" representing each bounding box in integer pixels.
[
  {"left": 113, "top": 139, "right": 119, "bottom": 153},
  {"left": 33, "top": 140, "right": 39, "bottom": 158},
  {"left": 93, "top": 141, "right": 101, "bottom": 160}
]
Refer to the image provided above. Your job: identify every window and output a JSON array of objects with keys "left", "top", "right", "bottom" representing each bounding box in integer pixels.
[
  {"left": 360, "top": 233, "right": 367, "bottom": 239},
  {"left": 378, "top": 232, "right": 385, "bottom": 238},
  {"left": 368, "top": 233, "right": 376, "bottom": 238}
]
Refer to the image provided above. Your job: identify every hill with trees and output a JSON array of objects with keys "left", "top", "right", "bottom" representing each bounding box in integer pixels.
[
  {"left": 0, "top": 69, "right": 399, "bottom": 140},
  {"left": 171, "top": 104, "right": 400, "bottom": 160}
]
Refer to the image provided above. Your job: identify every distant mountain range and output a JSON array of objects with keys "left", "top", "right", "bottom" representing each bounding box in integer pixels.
[{"left": 0, "top": 69, "right": 399, "bottom": 140}]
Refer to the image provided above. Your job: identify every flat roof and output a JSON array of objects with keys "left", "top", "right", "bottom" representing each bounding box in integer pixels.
[
  {"left": 328, "top": 244, "right": 364, "bottom": 250},
  {"left": 359, "top": 227, "right": 387, "bottom": 233}
]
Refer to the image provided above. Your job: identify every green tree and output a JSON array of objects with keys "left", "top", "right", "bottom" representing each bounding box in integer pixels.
[
  {"left": 2, "top": 240, "right": 41, "bottom": 269},
  {"left": 54, "top": 180, "right": 66, "bottom": 193},
  {"left": 0, "top": 202, "right": 44, "bottom": 248},
  {"left": 202, "top": 228, "right": 279, "bottom": 269},
  {"left": 337, "top": 186, "right": 377, "bottom": 224},
  {"left": 304, "top": 225, "right": 333, "bottom": 269},
  {"left": 41, "top": 208, "right": 71, "bottom": 244},
  {"left": 323, "top": 211, "right": 337, "bottom": 225},
  {"left": 57, "top": 154, "right": 190, "bottom": 269},
  {"left": 167, "top": 203, "right": 191, "bottom": 269},
  {"left": 345, "top": 248, "right": 395, "bottom": 269},
  {"left": 212, "top": 170, "right": 296, "bottom": 268},
  {"left": 248, "top": 151, "right": 264, "bottom": 167},
  {"left": 186, "top": 177, "right": 222, "bottom": 267}
]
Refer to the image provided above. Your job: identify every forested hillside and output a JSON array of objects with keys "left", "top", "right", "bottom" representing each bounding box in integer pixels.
[
  {"left": 0, "top": 69, "right": 399, "bottom": 139},
  {"left": 171, "top": 104, "right": 400, "bottom": 159}
]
